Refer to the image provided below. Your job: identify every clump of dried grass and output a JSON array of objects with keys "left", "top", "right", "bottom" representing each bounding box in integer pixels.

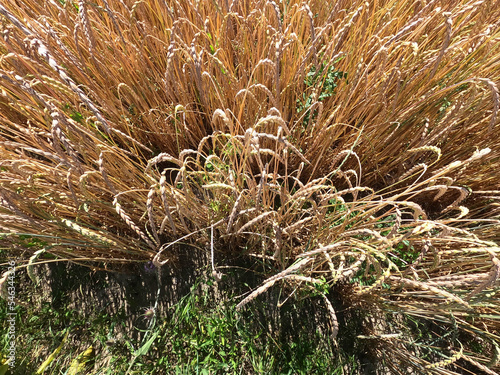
[{"left": 1, "top": 0, "right": 500, "bottom": 372}]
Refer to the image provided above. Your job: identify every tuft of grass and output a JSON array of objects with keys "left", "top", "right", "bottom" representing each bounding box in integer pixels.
[{"left": 0, "top": 270, "right": 352, "bottom": 374}]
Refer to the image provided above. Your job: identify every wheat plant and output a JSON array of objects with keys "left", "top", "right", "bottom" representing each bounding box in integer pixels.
[{"left": 1, "top": 0, "right": 499, "bottom": 373}]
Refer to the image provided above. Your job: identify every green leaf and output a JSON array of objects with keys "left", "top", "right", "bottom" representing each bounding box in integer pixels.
[
  {"left": 36, "top": 331, "right": 69, "bottom": 374},
  {"left": 134, "top": 331, "right": 159, "bottom": 357},
  {"left": 67, "top": 346, "right": 94, "bottom": 375}
]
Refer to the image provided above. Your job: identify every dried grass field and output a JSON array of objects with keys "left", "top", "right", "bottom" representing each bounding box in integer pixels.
[{"left": 0, "top": 0, "right": 500, "bottom": 373}]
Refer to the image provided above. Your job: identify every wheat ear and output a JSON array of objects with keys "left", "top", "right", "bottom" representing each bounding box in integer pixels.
[
  {"left": 78, "top": 0, "right": 96, "bottom": 54},
  {"left": 98, "top": 151, "right": 117, "bottom": 194},
  {"left": 159, "top": 171, "right": 177, "bottom": 236},
  {"left": 61, "top": 219, "right": 118, "bottom": 247},
  {"left": 321, "top": 292, "right": 339, "bottom": 339},
  {"left": 478, "top": 78, "right": 499, "bottom": 132},
  {"left": 462, "top": 356, "right": 499, "bottom": 375},
  {"left": 393, "top": 277, "right": 471, "bottom": 309},
  {"left": 27, "top": 248, "right": 46, "bottom": 286},
  {"left": 113, "top": 196, "right": 157, "bottom": 249},
  {"left": 466, "top": 252, "right": 500, "bottom": 300},
  {"left": 425, "top": 343, "right": 463, "bottom": 369},
  {"left": 0, "top": 5, "right": 111, "bottom": 133},
  {"left": 430, "top": 12, "right": 452, "bottom": 78},
  {"left": 237, "top": 258, "right": 312, "bottom": 309},
  {"left": 227, "top": 191, "right": 243, "bottom": 233},
  {"left": 236, "top": 211, "right": 276, "bottom": 235},
  {"left": 147, "top": 186, "right": 160, "bottom": 244}
]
